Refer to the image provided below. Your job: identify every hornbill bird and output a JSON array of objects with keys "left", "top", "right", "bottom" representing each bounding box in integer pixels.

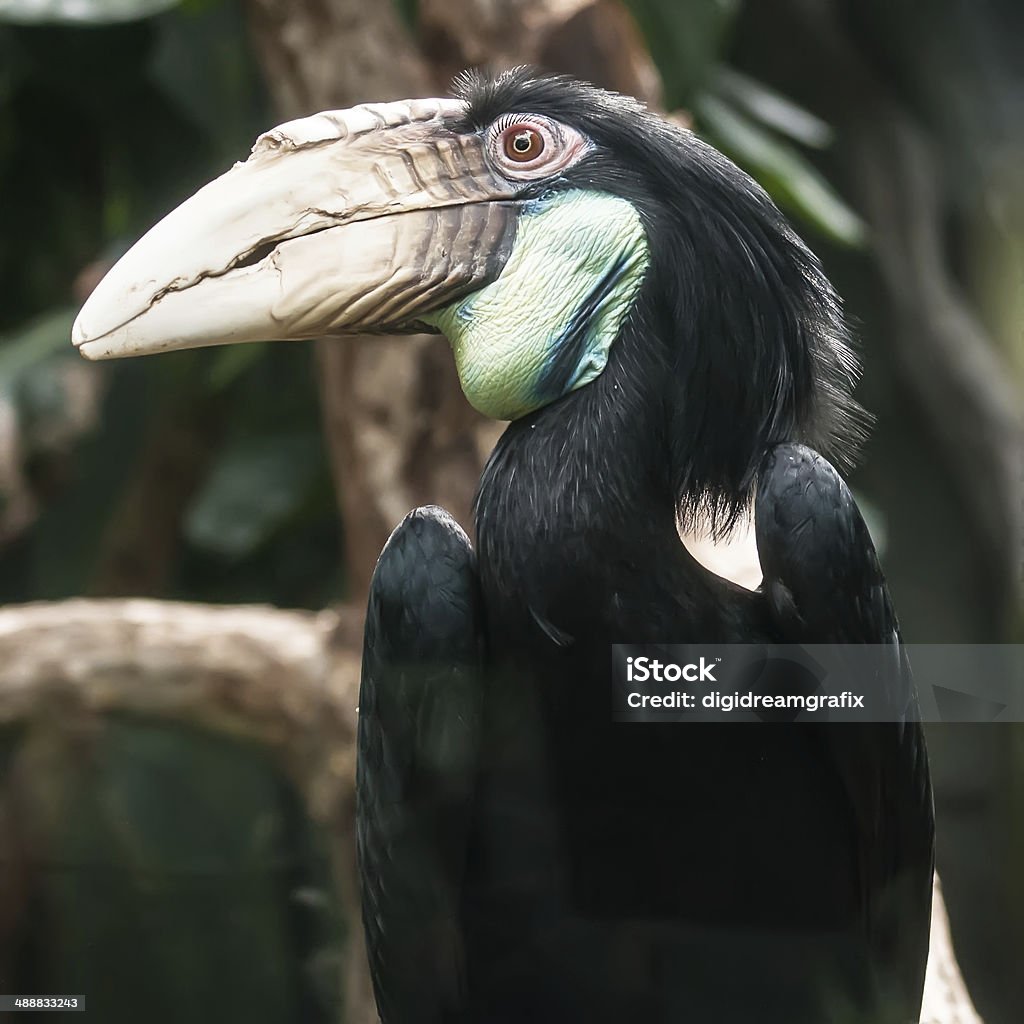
[{"left": 73, "top": 69, "right": 933, "bottom": 1023}]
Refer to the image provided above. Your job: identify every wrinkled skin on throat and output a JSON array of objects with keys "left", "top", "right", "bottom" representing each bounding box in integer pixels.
[{"left": 425, "top": 190, "right": 649, "bottom": 421}]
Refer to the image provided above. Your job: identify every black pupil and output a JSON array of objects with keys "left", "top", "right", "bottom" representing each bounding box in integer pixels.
[{"left": 513, "top": 132, "right": 533, "bottom": 153}]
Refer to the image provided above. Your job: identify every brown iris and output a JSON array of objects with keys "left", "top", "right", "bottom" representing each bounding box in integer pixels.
[{"left": 502, "top": 125, "right": 544, "bottom": 162}]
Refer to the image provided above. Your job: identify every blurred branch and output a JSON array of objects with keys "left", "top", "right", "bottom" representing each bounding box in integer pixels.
[
  {"left": 0, "top": 597, "right": 375, "bottom": 1024},
  {"left": 0, "top": 597, "right": 985, "bottom": 1023},
  {"left": 0, "top": 0, "right": 179, "bottom": 24},
  {"left": 0, "top": 598, "right": 358, "bottom": 814}
]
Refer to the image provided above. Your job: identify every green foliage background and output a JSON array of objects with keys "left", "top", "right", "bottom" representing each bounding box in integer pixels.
[{"left": 0, "top": 5, "right": 350, "bottom": 611}]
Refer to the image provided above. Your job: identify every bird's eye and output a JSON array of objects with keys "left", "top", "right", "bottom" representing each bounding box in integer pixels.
[
  {"left": 487, "top": 114, "right": 591, "bottom": 182},
  {"left": 503, "top": 126, "right": 544, "bottom": 162}
]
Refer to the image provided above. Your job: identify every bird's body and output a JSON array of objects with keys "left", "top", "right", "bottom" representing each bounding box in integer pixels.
[
  {"left": 359, "top": 320, "right": 932, "bottom": 1024},
  {"left": 73, "top": 67, "right": 934, "bottom": 1024}
]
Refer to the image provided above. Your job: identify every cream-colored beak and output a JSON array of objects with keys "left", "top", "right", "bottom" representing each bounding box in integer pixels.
[{"left": 72, "top": 99, "right": 519, "bottom": 360}]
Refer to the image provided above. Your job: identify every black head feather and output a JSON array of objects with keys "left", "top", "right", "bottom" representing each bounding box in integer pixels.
[{"left": 454, "top": 67, "right": 866, "bottom": 533}]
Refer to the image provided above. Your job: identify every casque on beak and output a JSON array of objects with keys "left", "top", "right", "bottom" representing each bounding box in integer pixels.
[{"left": 72, "top": 99, "right": 520, "bottom": 360}]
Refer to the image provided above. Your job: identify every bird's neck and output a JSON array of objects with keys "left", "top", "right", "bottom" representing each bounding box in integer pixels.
[{"left": 474, "top": 324, "right": 678, "bottom": 595}]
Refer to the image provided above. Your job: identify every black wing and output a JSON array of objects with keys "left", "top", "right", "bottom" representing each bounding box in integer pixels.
[
  {"left": 356, "top": 506, "right": 485, "bottom": 1024},
  {"left": 755, "top": 443, "right": 934, "bottom": 1021}
]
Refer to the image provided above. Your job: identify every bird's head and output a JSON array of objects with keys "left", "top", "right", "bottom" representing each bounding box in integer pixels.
[{"left": 73, "top": 68, "right": 862, "bottom": 527}]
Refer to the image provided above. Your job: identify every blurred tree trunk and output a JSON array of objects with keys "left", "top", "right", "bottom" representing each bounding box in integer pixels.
[{"left": 0, "top": 599, "right": 372, "bottom": 1024}]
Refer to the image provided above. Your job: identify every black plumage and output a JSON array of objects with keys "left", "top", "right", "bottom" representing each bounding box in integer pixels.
[{"left": 357, "top": 69, "right": 933, "bottom": 1024}]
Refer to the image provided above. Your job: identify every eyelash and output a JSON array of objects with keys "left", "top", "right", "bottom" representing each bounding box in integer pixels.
[{"left": 492, "top": 113, "right": 530, "bottom": 136}]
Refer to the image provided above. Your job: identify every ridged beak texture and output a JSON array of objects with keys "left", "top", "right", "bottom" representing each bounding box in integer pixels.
[{"left": 72, "top": 99, "right": 520, "bottom": 360}]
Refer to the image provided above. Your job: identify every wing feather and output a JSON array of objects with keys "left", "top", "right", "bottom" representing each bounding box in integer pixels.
[
  {"left": 756, "top": 443, "right": 934, "bottom": 1021},
  {"left": 357, "top": 506, "right": 484, "bottom": 1024}
]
